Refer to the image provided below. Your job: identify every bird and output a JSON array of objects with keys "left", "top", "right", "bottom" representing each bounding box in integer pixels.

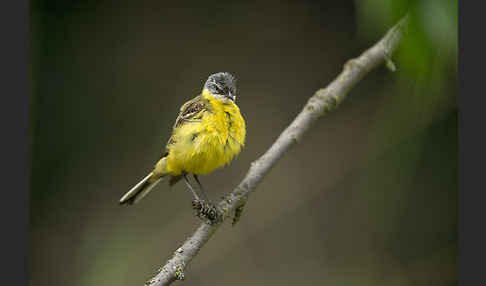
[{"left": 119, "top": 72, "right": 246, "bottom": 216}]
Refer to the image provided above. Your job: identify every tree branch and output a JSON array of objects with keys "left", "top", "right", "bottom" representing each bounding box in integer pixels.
[{"left": 145, "top": 14, "right": 409, "bottom": 286}]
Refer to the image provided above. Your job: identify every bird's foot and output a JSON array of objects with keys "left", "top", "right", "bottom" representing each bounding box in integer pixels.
[{"left": 192, "top": 199, "right": 223, "bottom": 224}]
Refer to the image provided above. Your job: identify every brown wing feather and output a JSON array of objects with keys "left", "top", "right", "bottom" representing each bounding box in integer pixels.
[
  {"left": 173, "top": 95, "right": 209, "bottom": 128},
  {"left": 162, "top": 94, "right": 211, "bottom": 157}
]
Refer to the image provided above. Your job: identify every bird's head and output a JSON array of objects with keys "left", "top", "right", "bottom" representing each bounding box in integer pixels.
[{"left": 203, "top": 72, "right": 237, "bottom": 103}]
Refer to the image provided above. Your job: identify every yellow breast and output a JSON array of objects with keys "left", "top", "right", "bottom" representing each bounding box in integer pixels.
[{"left": 166, "top": 90, "right": 246, "bottom": 175}]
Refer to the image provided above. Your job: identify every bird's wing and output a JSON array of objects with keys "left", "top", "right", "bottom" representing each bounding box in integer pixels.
[
  {"left": 172, "top": 95, "right": 210, "bottom": 129},
  {"left": 162, "top": 94, "right": 211, "bottom": 156}
]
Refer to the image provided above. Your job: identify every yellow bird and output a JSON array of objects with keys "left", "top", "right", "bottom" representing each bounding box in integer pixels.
[{"left": 119, "top": 72, "right": 246, "bottom": 214}]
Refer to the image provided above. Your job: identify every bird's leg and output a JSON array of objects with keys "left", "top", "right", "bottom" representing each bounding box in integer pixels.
[
  {"left": 193, "top": 174, "right": 210, "bottom": 202},
  {"left": 183, "top": 174, "right": 200, "bottom": 201},
  {"left": 184, "top": 173, "right": 208, "bottom": 215},
  {"left": 184, "top": 174, "right": 211, "bottom": 218},
  {"left": 191, "top": 174, "right": 222, "bottom": 224}
]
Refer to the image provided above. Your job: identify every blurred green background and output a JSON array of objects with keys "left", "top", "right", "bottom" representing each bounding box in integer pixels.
[{"left": 30, "top": 0, "right": 457, "bottom": 285}]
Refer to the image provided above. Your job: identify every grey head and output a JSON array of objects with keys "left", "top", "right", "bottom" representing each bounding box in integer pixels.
[{"left": 204, "top": 72, "right": 237, "bottom": 103}]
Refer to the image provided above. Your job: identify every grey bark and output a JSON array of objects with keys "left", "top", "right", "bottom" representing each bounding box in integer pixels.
[{"left": 145, "top": 15, "right": 409, "bottom": 286}]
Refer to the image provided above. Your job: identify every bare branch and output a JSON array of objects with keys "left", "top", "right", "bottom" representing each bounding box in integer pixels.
[{"left": 145, "top": 14, "right": 409, "bottom": 286}]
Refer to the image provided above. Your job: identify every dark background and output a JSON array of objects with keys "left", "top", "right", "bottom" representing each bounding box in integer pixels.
[{"left": 30, "top": 0, "right": 457, "bottom": 285}]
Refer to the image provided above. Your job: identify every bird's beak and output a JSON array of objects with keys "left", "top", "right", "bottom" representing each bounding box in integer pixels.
[{"left": 226, "top": 91, "right": 236, "bottom": 101}]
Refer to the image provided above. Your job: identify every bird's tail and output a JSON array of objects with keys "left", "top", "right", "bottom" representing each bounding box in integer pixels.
[{"left": 119, "top": 158, "right": 168, "bottom": 205}]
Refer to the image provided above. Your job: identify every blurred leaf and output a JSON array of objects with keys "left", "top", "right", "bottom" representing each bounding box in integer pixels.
[{"left": 355, "top": 0, "right": 457, "bottom": 82}]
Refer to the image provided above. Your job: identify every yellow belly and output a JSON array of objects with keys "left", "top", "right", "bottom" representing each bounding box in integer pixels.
[{"left": 166, "top": 99, "right": 246, "bottom": 175}]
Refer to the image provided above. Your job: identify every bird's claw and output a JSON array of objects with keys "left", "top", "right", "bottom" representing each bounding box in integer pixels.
[{"left": 192, "top": 199, "right": 223, "bottom": 224}]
